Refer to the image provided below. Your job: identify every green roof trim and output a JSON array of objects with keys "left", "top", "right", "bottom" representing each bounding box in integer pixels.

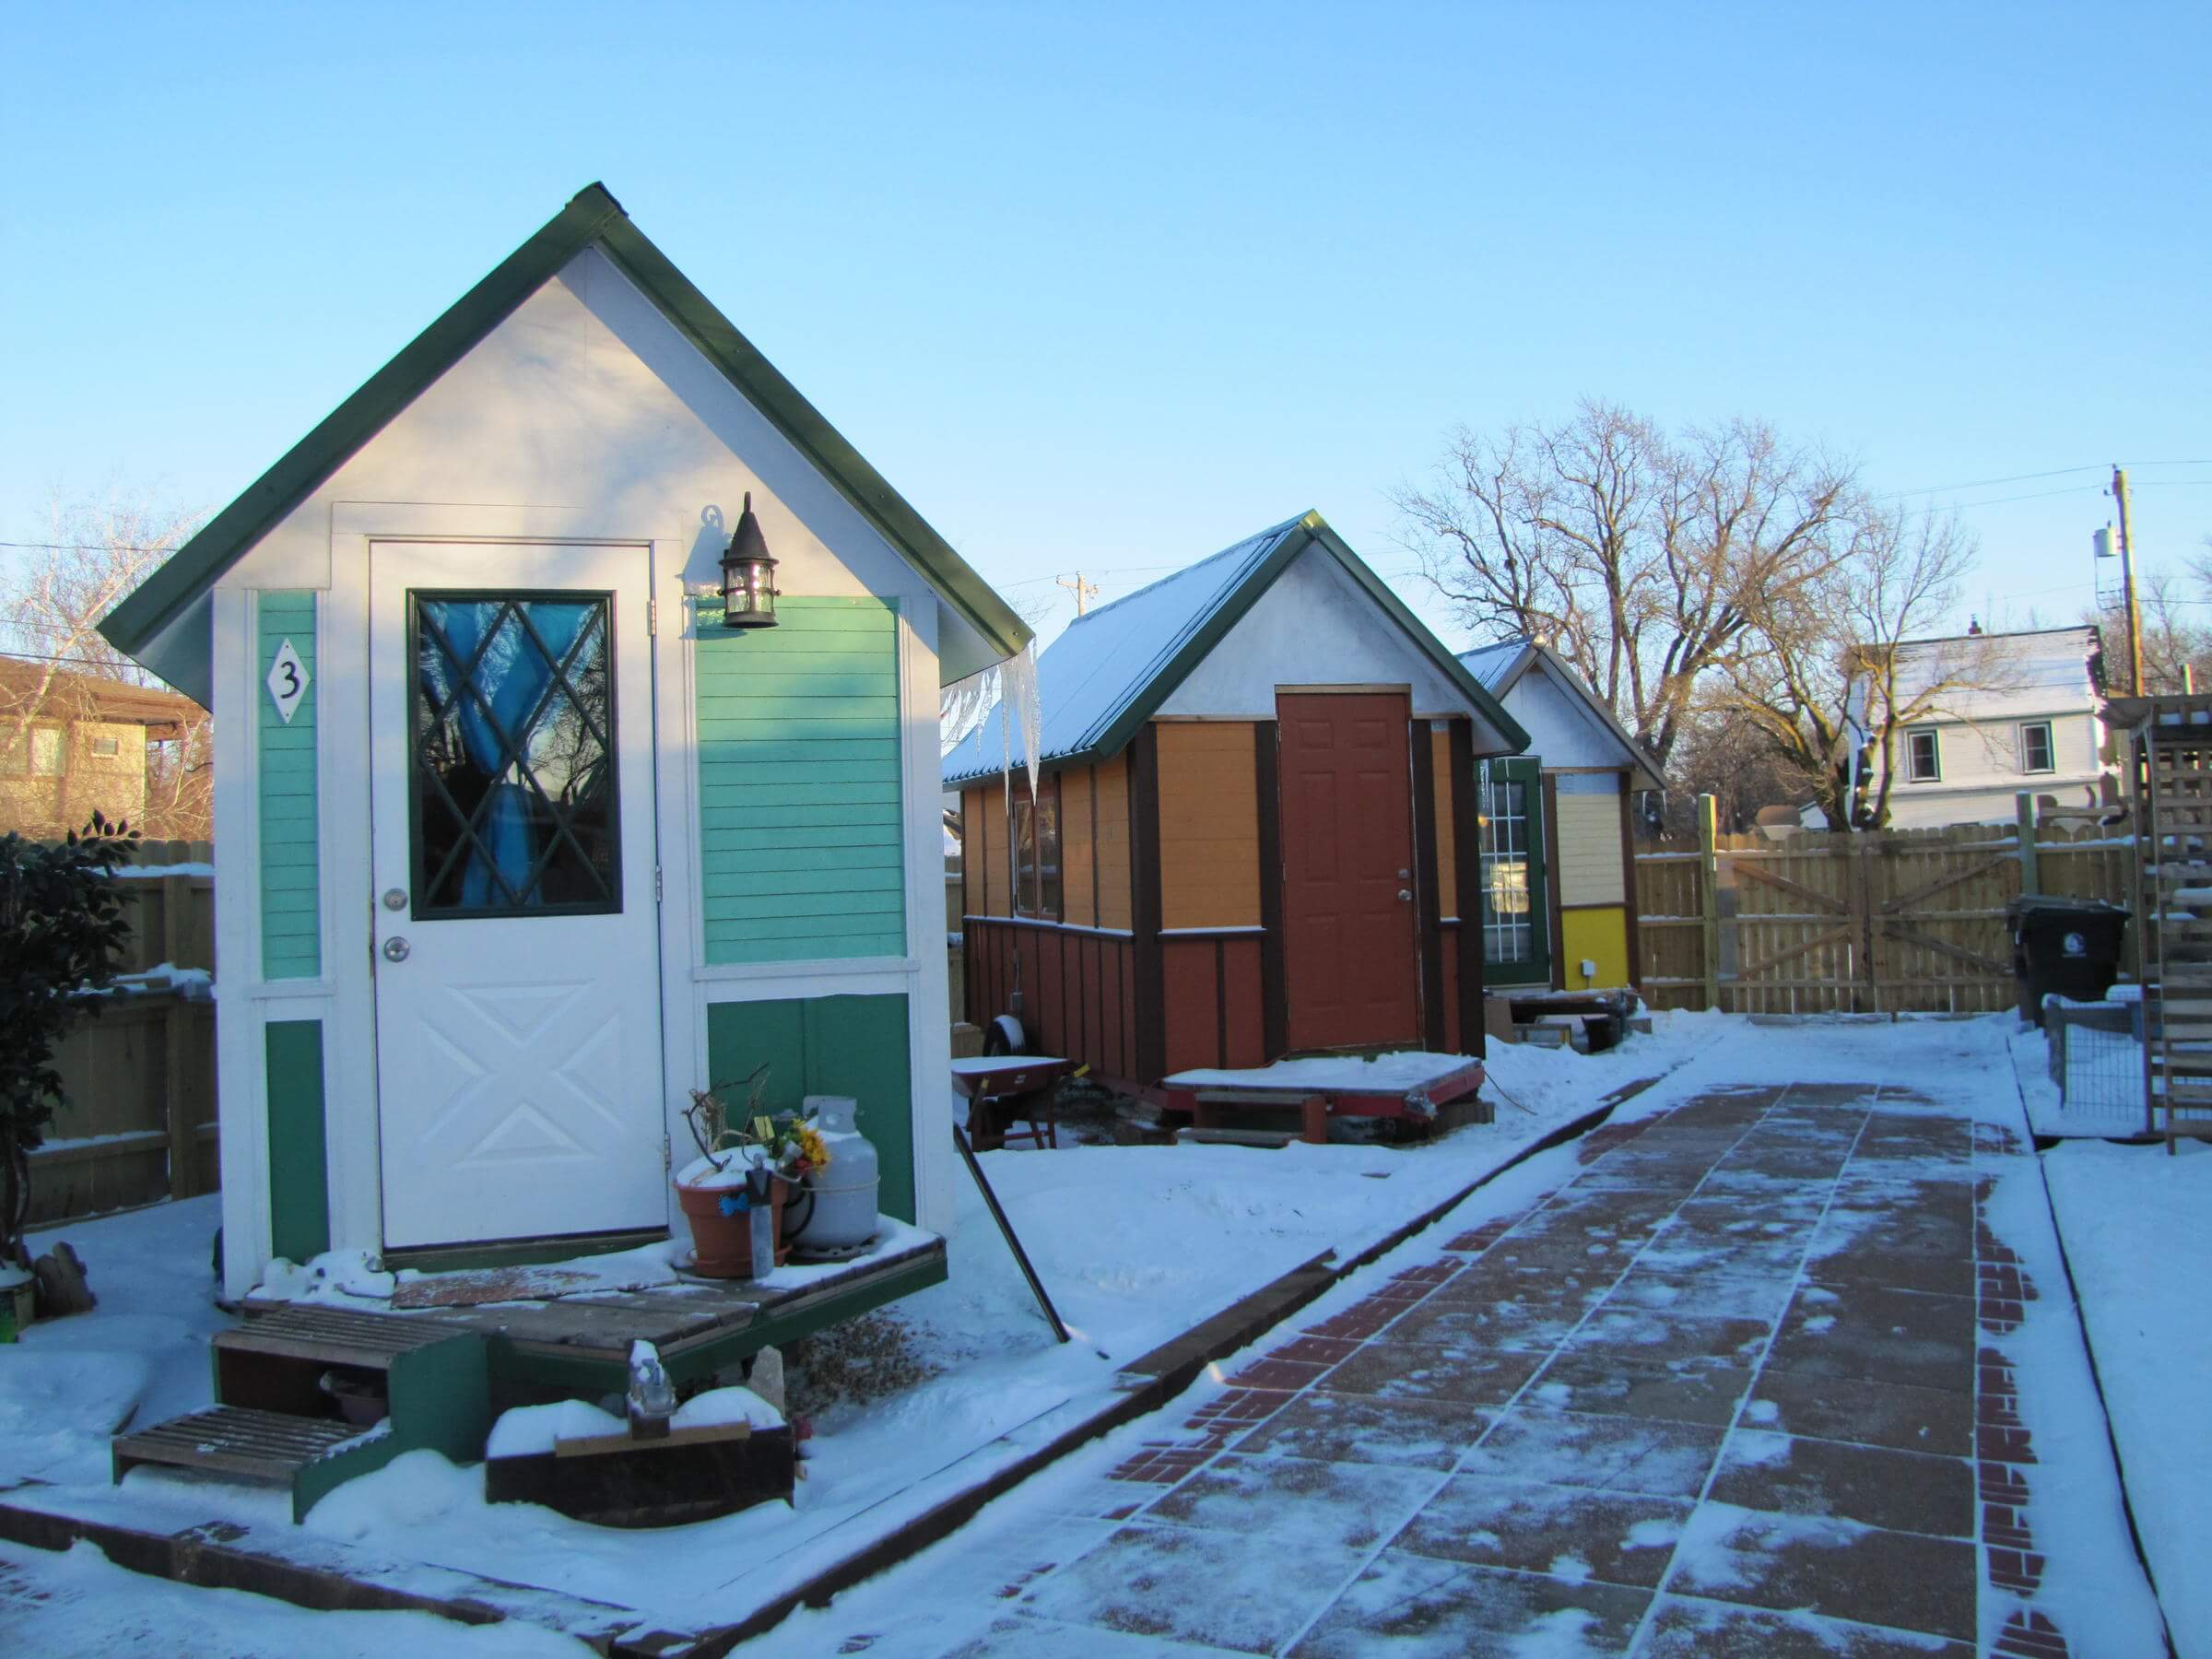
[{"left": 98, "top": 183, "right": 1030, "bottom": 669}]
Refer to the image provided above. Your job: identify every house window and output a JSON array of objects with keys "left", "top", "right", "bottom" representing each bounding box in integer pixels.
[
  {"left": 90, "top": 736, "right": 121, "bottom": 759},
  {"left": 1479, "top": 763, "right": 1536, "bottom": 967},
  {"left": 1905, "top": 727, "right": 1941, "bottom": 782},
  {"left": 0, "top": 725, "right": 66, "bottom": 778},
  {"left": 2020, "top": 721, "right": 2054, "bottom": 774},
  {"left": 1011, "top": 776, "right": 1061, "bottom": 920},
  {"left": 408, "top": 592, "right": 620, "bottom": 916}
]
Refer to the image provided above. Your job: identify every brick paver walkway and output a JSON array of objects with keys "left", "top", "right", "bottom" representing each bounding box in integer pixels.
[{"left": 781, "top": 1047, "right": 2160, "bottom": 1657}]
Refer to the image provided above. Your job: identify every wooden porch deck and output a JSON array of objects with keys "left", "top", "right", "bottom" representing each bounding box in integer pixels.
[{"left": 243, "top": 1224, "right": 947, "bottom": 1393}]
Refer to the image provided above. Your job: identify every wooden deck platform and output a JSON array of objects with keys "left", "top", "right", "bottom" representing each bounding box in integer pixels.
[{"left": 243, "top": 1225, "right": 947, "bottom": 1392}]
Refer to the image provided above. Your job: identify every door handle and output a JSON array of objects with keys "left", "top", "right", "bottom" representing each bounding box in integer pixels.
[
  {"left": 382, "top": 936, "right": 411, "bottom": 963},
  {"left": 1398, "top": 889, "right": 1413, "bottom": 902}
]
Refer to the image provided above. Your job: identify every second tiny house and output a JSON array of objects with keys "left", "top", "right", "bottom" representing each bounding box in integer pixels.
[{"left": 947, "top": 515, "right": 1528, "bottom": 1098}]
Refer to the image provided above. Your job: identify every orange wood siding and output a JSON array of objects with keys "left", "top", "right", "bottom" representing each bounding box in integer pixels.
[
  {"left": 1061, "top": 766, "right": 1098, "bottom": 927},
  {"left": 974, "top": 782, "right": 1005, "bottom": 915},
  {"left": 1431, "top": 727, "right": 1458, "bottom": 921},
  {"left": 1095, "top": 753, "right": 1134, "bottom": 930},
  {"left": 960, "top": 785, "right": 981, "bottom": 918},
  {"left": 1157, "top": 722, "right": 1261, "bottom": 930}
]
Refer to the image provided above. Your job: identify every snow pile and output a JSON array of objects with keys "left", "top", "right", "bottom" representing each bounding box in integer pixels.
[
  {"left": 2045, "top": 1137, "right": 2212, "bottom": 1656},
  {"left": 4, "top": 1194, "right": 229, "bottom": 1488},
  {"left": 671, "top": 1386, "right": 782, "bottom": 1432},
  {"left": 485, "top": 1401, "right": 626, "bottom": 1461},
  {"left": 0, "top": 1538, "right": 574, "bottom": 1657}
]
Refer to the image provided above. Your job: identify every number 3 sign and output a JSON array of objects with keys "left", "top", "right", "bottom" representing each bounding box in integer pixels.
[{"left": 265, "top": 639, "right": 311, "bottom": 724}]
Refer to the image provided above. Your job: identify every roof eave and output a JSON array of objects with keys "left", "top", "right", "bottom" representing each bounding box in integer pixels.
[{"left": 99, "top": 184, "right": 1030, "bottom": 677}]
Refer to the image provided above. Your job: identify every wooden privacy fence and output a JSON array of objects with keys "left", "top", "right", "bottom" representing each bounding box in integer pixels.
[
  {"left": 25, "top": 842, "right": 219, "bottom": 1227},
  {"left": 1636, "top": 799, "right": 2135, "bottom": 1015},
  {"left": 29, "top": 989, "right": 217, "bottom": 1226}
]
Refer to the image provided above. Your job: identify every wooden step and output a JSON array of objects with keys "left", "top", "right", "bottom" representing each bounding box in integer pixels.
[
  {"left": 218, "top": 1303, "right": 461, "bottom": 1370},
  {"left": 112, "top": 1406, "right": 366, "bottom": 1487}
]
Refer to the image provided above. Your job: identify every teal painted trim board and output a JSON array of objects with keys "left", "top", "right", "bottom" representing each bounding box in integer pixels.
[
  {"left": 257, "top": 592, "right": 322, "bottom": 978},
  {"left": 265, "top": 1020, "right": 331, "bottom": 1263},
  {"left": 695, "top": 596, "right": 906, "bottom": 965},
  {"left": 705, "top": 994, "right": 915, "bottom": 1223}
]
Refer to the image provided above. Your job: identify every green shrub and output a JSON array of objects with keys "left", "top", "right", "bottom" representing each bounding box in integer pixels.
[{"left": 0, "top": 813, "right": 136, "bottom": 1266}]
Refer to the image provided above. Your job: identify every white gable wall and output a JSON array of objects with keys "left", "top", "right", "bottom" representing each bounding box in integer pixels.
[
  {"left": 1500, "top": 663, "right": 1640, "bottom": 772},
  {"left": 223, "top": 247, "right": 940, "bottom": 618},
  {"left": 1157, "top": 547, "right": 1513, "bottom": 747}
]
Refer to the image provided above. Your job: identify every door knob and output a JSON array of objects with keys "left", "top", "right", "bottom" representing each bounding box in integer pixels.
[
  {"left": 1398, "top": 889, "right": 1413, "bottom": 902},
  {"left": 382, "top": 936, "right": 411, "bottom": 963}
]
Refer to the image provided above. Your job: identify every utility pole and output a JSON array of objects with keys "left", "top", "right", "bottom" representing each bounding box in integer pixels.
[
  {"left": 2114, "top": 465, "right": 2144, "bottom": 696},
  {"left": 1056, "top": 572, "right": 1100, "bottom": 617}
]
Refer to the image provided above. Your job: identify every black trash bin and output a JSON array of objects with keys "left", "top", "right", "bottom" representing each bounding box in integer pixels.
[{"left": 2006, "top": 896, "right": 2129, "bottom": 1026}]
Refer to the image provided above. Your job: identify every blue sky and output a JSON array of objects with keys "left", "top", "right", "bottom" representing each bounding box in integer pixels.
[{"left": 5, "top": 2, "right": 2206, "bottom": 654}]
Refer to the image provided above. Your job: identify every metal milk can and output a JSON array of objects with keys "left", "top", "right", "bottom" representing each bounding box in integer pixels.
[{"left": 794, "top": 1095, "right": 880, "bottom": 1253}]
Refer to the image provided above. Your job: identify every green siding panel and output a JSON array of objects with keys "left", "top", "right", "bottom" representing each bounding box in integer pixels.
[
  {"left": 257, "top": 591, "right": 321, "bottom": 979},
  {"left": 696, "top": 596, "right": 906, "bottom": 965},
  {"left": 265, "top": 1019, "right": 330, "bottom": 1262},
  {"left": 705, "top": 994, "right": 915, "bottom": 1224}
]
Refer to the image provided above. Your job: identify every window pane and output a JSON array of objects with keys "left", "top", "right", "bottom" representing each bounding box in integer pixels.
[
  {"left": 2024, "top": 724, "right": 2053, "bottom": 771},
  {"left": 30, "top": 727, "right": 64, "bottom": 777},
  {"left": 1479, "top": 768, "right": 1535, "bottom": 964},
  {"left": 1036, "top": 789, "right": 1060, "bottom": 919},
  {"left": 412, "top": 593, "right": 619, "bottom": 916}
]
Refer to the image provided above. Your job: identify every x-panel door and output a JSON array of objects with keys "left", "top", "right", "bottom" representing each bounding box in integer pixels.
[{"left": 368, "top": 542, "right": 664, "bottom": 1251}]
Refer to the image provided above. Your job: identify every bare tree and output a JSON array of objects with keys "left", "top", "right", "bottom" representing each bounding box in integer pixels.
[
  {"left": 1722, "top": 505, "right": 1990, "bottom": 830},
  {"left": 2, "top": 491, "right": 211, "bottom": 840},
  {"left": 2092, "top": 569, "right": 2212, "bottom": 696},
  {"left": 1661, "top": 691, "right": 1824, "bottom": 836},
  {"left": 1394, "top": 401, "right": 1853, "bottom": 770}
]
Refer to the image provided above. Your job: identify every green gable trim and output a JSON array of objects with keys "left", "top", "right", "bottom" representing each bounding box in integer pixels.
[
  {"left": 257, "top": 592, "right": 321, "bottom": 978},
  {"left": 705, "top": 993, "right": 915, "bottom": 1225},
  {"left": 265, "top": 1018, "right": 330, "bottom": 1264},
  {"left": 696, "top": 595, "right": 906, "bottom": 965},
  {"left": 98, "top": 182, "right": 1028, "bottom": 679}
]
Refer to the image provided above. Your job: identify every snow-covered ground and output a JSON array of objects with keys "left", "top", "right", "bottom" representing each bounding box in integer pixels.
[
  {"left": 0, "top": 1014, "right": 1724, "bottom": 1647},
  {"left": 2044, "top": 1136, "right": 2212, "bottom": 1658}
]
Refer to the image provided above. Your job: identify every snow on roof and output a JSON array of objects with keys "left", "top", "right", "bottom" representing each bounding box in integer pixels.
[
  {"left": 1890, "top": 626, "right": 2101, "bottom": 722},
  {"left": 942, "top": 517, "right": 1303, "bottom": 782}
]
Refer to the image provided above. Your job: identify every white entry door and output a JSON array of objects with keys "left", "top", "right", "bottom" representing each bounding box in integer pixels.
[{"left": 369, "top": 542, "right": 665, "bottom": 1251}]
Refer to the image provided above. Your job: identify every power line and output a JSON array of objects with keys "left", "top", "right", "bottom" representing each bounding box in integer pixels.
[{"left": 1883, "top": 465, "right": 2104, "bottom": 498}]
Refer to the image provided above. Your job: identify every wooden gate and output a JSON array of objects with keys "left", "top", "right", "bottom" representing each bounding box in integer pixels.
[{"left": 1636, "top": 800, "right": 2134, "bottom": 1014}]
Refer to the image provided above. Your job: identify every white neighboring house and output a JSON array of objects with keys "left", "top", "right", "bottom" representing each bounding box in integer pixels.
[{"left": 1858, "top": 625, "right": 2112, "bottom": 830}]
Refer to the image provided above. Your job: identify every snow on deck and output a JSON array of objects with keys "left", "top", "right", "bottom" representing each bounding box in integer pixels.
[{"left": 1165, "top": 1050, "right": 1479, "bottom": 1096}]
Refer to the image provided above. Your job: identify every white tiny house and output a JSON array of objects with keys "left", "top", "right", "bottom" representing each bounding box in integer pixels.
[{"left": 100, "top": 184, "right": 1029, "bottom": 1311}]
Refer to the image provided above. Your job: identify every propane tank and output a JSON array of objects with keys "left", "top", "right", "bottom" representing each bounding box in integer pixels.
[{"left": 794, "top": 1095, "right": 880, "bottom": 1253}]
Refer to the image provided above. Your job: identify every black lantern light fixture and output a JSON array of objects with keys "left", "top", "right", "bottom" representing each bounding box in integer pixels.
[{"left": 719, "top": 491, "right": 780, "bottom": 628}]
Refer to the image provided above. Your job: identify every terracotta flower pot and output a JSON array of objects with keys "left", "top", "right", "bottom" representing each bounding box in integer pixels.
[{"left": 676, "top": 1175, "right": 789, "bottom": 1278}]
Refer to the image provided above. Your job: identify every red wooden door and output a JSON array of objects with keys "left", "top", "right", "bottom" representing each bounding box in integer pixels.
[{"left": 1276, "top": 691, "right": 1420, "bottom": 1050}]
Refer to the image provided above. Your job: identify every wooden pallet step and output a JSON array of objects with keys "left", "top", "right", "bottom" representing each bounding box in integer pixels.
[
  {"left": 217, "top": 1304, "right": 460, "bottom": 1371},
  {"left": 112, "top": 1406, "right": 363, "bottom": 1485}
]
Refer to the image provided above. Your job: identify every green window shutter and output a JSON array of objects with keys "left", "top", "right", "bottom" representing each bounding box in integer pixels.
[
  {"left": 704, "top": 994, "right": 914, "bottom": 1223},
  {"left": 694, "top": 596, "right": 906, "bottom": 964},
  {"left": 257, "top": 593, "right": 321, "bottom": 978}
]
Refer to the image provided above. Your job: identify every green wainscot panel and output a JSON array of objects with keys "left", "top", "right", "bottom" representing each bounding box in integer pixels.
[
  {"left": 265, "top": 1019, "right": 330, "bottom": 1263},
  {"left": 257, "top": 591, "right": 321, "bottom": 979},
  {"left": 705, "top": 993, "right": 914, "bottom": 1223},
  {"left": 694, "top": 597, "right": 906, "bottom": 965}
]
